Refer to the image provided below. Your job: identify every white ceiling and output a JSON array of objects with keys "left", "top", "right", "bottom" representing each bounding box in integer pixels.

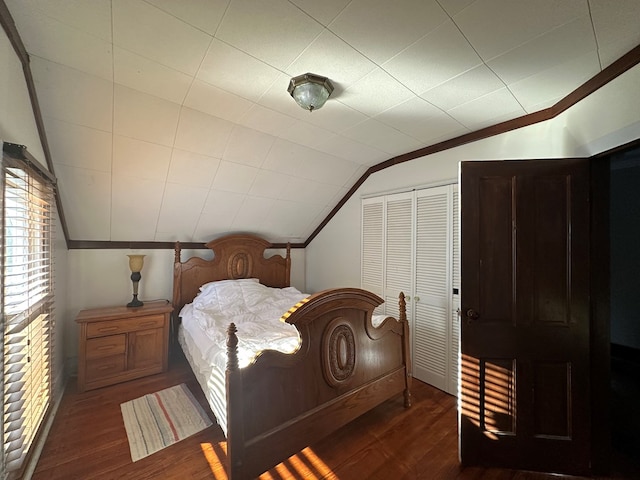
[{"left": 5, "top": 0, "right": 640, "bottom": 243}]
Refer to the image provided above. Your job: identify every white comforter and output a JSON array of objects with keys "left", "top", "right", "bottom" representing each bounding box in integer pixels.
[{"left": 179, "top": 278, "right": 308, "bottom": 371}]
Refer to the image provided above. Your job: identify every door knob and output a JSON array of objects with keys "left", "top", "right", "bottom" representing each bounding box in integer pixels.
[{"left": 466, "top": 309, "right": 479, "bottom": 320}]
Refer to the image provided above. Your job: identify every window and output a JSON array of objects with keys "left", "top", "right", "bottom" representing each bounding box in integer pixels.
[{"left": 2, "top": 144, "right": 55, "bottom": 480}]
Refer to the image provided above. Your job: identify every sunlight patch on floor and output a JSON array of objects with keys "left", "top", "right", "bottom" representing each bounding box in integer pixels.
[
  {"left": 200, "top": 442, "right": 337, "bottom": 479},
  {"left": 260, "top": 447, "right": 337, "bottom": 479},
  {"left": 201, "top": 442, "right": 228, "bottom": 479}
]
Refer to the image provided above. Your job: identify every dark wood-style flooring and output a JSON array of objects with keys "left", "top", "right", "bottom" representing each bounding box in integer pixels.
[{"left": 32, "top": 353, "right": 640, "bottom": 480}]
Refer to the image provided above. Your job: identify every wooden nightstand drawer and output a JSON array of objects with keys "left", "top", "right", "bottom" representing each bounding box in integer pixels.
[
  {"left": 86, "top": 355, "right": 126, "bottom": 380},
  {"left": 86, "top": 335, "right": 126, "bottom": 359},
  {"left": 86, "top": 314, "right": 166, "bottom": 338}
]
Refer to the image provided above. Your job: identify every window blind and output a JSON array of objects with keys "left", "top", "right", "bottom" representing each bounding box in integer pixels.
[{"left": 2, "top": 148, "right": 55, "bottom": 480}]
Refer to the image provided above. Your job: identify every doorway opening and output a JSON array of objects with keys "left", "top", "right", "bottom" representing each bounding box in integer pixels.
[{"left": 609, "top": 146, "right": 640, "bottom": 464}]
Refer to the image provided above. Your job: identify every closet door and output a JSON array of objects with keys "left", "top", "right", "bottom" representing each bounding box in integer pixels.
[
  {"left": 414, "top": 186, "right": 451, "bottom": 393},
  {"left": 383, "top": 192, "right": 414, "bottom": 320},
  {"left": 361, "top": 198, "right": 385, "bottom": 315},
  {"left": 361, "top": 185, "right": 459, "bottom": 397}
]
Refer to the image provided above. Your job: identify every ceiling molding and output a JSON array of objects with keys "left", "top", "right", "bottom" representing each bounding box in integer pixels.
[
  {"left": 0, "top": 0, "right": 26, "bottom": 64},
  {"left": 67, "top": 239, "right": 305, "bottom": 250}
]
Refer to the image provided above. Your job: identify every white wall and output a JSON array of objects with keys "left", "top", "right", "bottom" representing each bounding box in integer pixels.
[
  {"left": 305, "top": 63, "right": 640, "bottom": 293},
  {"left": 54, "top": 215, "right": 68, "bottom": 381},
  {"left": 565, "top": 64, "right": 640, "bottom": 156},
  {"left": 0, "top": 35, "right": 45, "bottom": 162}
]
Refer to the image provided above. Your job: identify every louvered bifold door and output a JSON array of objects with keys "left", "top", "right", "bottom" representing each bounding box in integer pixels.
[
  {"left": 361, "top": 198, "right": 385, "bottom": 315},
  {"left": 383, "top": 192, "right": 414, "bottom": 321},
  {"left": 449, "top": 185, "right": 460, "bottom": 396},
  {"left": 414, "top": 186, "right": 451, "bottom": 392}
]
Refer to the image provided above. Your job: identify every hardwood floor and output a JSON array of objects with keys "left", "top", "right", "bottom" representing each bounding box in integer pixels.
[{"left": 33, "top": 353, "right": 640, "bottom": 480}]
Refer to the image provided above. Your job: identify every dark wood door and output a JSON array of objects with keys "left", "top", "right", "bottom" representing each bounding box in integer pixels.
[{"left": 459, "top": 159, "right": 593, "bottom": 475}]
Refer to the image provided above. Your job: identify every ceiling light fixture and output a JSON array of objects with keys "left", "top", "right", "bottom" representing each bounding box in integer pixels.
[{"left": 288, "top": 73, "right": 334, "bottom": 112}]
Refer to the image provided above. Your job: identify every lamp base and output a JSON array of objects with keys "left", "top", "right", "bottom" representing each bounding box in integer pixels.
[{"left": 127, "top": 295, "right": 144, "bottom": 308}]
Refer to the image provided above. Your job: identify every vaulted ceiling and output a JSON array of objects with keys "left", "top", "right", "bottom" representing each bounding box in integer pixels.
[{"left": 4, "top": 0, "right": 640, "bottom": 244}]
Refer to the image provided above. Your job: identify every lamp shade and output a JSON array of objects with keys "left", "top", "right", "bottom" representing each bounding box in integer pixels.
[
  {"left": 127, "top": 254, "right": 145, "bottom": 273},
  {"left": 288, "top": 73, "right": 334, "bottom": 112}
]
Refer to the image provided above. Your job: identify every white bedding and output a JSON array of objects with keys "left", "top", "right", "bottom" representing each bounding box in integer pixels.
[{"left": 180, "top": 278, "right": 308, "bottom": 371}]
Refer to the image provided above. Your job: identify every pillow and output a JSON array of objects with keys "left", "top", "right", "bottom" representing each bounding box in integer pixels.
[
  {"left": 192, "top": 279, "right": 306, "bottom": 319},
  {"left": 199, "top": 277, "right": 259, "bottom": 294},
  {"left": 193, "top": 278, "right": 262, "bottom": 313}
]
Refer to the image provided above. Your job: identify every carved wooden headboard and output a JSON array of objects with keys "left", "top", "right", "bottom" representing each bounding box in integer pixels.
[{"left": 172, "top": 234, "right": 291, "bottom": 315}]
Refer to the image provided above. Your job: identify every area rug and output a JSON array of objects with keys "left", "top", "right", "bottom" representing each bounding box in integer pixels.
[{"left": 120, "top": 383, "right": 212, "bottom": 461}]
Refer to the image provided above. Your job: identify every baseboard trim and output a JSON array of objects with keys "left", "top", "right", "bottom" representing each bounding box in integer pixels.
[{"left": 23, "top": 373, "right": 68, "bottom": 479}]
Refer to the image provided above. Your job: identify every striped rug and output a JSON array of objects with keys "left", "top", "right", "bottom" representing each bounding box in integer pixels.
[{"left": 120, "top": 383, "right": 212, "bottom": 461}]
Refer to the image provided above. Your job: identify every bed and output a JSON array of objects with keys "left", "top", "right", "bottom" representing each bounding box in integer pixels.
[{"left": 172, "top": 234, "right": 411, "bottom": 479}]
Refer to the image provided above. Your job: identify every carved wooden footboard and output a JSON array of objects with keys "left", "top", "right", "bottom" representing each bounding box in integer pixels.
[
  {"left": 172, "top": 234, "right": 411, "bottom": 479},
  {"left": 225, "top": 288, "right": 410, "bottom": 479}
]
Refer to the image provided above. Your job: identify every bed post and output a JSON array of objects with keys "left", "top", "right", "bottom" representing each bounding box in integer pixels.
[
  {"left": 399, "top": 292, "right": 412, "bottom": 408},
  {"left": 285, "top": 242, "right": 291, "bottom": 286},
  {"left": 171, "top": 241, "right": 182, "bottom": 353},
  {"left": 226, "top": 323, "right": 244, "bottom": 479},
  {"left": 172, "top": 241, "right": 182, "bottom": 307}
]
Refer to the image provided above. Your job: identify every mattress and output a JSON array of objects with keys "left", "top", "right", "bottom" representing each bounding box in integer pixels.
[{"left": 178, "top": 321, "right": 229, "bottom": 436}]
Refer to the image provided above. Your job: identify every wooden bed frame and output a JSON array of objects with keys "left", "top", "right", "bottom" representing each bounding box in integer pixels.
[{"left": 172, "top": 234, "right": 411, "bottom": 480}]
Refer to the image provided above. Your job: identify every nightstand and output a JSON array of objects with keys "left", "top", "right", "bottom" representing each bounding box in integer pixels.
[{"left": 76, "top": 301, "right": 173, "bottom": 392}]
